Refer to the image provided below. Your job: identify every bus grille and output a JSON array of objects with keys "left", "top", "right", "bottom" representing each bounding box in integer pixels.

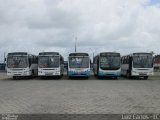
[{"left": 11, "top": 69, "right": 23, "bottom": 71}]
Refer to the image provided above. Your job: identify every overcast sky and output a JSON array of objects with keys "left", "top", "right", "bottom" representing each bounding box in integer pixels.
[{"left": 0, "top": 0, "right": 160, "bottom": 61}]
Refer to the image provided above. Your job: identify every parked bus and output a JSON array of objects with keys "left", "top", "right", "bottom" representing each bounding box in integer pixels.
[
  {"left": 68, "top": 53, "right": 91, "bottom": 78},
  {"left": 38, "top": 52, "right": 64, "bottom": 78},
  {"left": 121, "top": 52, "right": 154, "bottom": 79},
  {"left": 154, "top": 55, "right": 160, "bottom": 71},
  {"left": 93, "top": 52, "right": 121, "bottom": 79},
  {"left": 6, "top": 52, "right": 38, "bottom": 79}
]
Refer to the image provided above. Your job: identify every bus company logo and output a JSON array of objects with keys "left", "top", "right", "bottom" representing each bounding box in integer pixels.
[{"left": 2, "top": 114, "right": 18, "bottom": 120}]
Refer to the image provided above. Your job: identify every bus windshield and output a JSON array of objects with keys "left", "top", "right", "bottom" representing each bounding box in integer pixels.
[
  {"left": 100, "top": 56, "right": 120, "bottom": 70},
  {"left": 133, "top": 55, "right": 153, "bottom": 68},
  {"left": 7, "top": 56, "right": 28, "bottom": 68},
  {"left": 69, "top": 57, "right": 89, "bottom": 68},
  {"left": 38, "top": 56, "right": 59, "bottom": 68}
]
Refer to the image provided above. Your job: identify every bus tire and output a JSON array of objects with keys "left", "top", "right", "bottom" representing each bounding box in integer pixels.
[
  {"left": 144, "top": 76, "right": 148, "bottom": 80},
  {"left": 97, "top": 75, "right": 101, "bottom": 79},
  {"left": 32, "top": 70, "right": 34, "bottom": 76},
  {"left": 13, "top": 76, "right": 16, "bottom": 80},
  {"left": 85, "top": 76, "right": 89, "bottom": 79},
  {"left": 61, "top": 74, "right": 63, "bottom": 78},
  {"left": 40, "top": 76, "right": 44, "bottom": 79},
  {"left": 127, "top": 71, "right": 130, "bottom": 79},
  {"left": 58, "top": 75, "right": 62, "bottom": 79}
]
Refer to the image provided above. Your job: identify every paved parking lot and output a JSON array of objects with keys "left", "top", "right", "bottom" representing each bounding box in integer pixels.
[{"left": 0, "top": 72, "right": 160, "bottom": 114}]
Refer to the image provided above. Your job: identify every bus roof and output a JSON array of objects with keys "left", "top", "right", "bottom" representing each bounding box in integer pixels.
[
  {"left": 8, "top": 52, "right": 28, "bottom": 56},
  {"left": 69, "top": 53, "right": 89, "bottom": 57},
  {"left": 94, "top": 52, "right": 120, "bottom": 57},
  {"left": 100, "top": 52, "right": 120, "bottom": 55},
  {"left": 122, "top": 52, "right": 152, "bottom": 57},
  {"left": 132, "top": 52, "right": 152, "bottom": 55},
  {"left": 39, "top": 52, "right": 59, "bottom": 56}
]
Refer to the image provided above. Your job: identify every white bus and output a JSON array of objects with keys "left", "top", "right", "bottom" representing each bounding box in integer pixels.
[
  {"left": 68, "top": 53, "right": 91, "bottom": 78},
  {"left": 38, "top": 52, "right": 64, "bottom": 78},
  {"left": 6, "top": 52, "right": 38, "bottom": 79},
  {"left": 93, "top": 52, "right": 121, "bottom": 79},
  {"left": 121, "top": 52, "right": 154, "bottom": 79}
]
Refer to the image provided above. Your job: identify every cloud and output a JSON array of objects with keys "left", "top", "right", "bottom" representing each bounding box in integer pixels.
[{"left": 0, "top": 0, "right": 160, "bottom": 62}]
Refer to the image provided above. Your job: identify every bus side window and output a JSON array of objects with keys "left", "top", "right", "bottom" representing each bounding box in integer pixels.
[
  {"left": 36, "top": 57, "right": 38, "bottom": 64},
  {"left": 90, "top": 60, "right": 92, "bottom": 69},
  {"left": 31, "top": 56, "right": 34, "bottom": 64},
  {"left": 97, "top": 58, "right": 99, "bottom": 65},
  {"left": 124, "top": 57, "right": 126, "bottom": 64},
  {"left": 127, "top": 56, "right": 129, "bottom": 64},
  {"left": 34, "top": 56, "right": 37, "bottom": 64},
  {"left": 94, "top": 56, "right": 98, "bottom": 64},
  {"left": 60, "top": 57, "right": 63, "bottom": 64},
  {"left": 121, "top": 58, "right": 123, "bottom": 64},
  {"left": 32, "top": 56, "right": 35, "bottom": 63},
  {"left": 29, "top": 57, "right": 31, "bottom": 67}
]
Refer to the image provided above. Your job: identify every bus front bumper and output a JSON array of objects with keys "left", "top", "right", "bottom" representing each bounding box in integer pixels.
[
  {"left": 7, "top": 71, "right": 31, "bottom": 76},
  {"left": 131, "top": 71, "right": 154, "bottom": 76},
  {"left": 98, "top": 71, "right": 121, "bottom": 77},
  {"left": 68, "top": 71, "right": 90, "bottom": 77},
  {"left": 38, "top": 70, "right": 61, "bottom": 76}
]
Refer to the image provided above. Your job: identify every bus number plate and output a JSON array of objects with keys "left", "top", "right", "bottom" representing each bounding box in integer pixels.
[
  {"left": 45, "top": 72, "right": 53, "bottom": 75},
  {"left": 139, "top": 72, "right": 147, "bottom": 75}
]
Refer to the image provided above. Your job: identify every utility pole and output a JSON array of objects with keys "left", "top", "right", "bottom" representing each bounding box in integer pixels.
[{"left": 75, "top": 37, "right": 77, "bottom": 53}]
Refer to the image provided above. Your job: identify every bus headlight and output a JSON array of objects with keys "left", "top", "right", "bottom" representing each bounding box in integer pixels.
[
  {"left": 38, "top": 71, "right": 42, "bottom": 73},
  {"left": 56, "top": 71, "right": 60, "bottom": 75},
  {"left": 132, "top": 71, "right": 137, "bottom": 73},
  {"left": 24, "top": 71, "right": 29, "bottom": 75}
]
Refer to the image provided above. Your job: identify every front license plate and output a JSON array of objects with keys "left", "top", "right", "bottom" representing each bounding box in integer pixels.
[
  {"left": 45, "top": 73, "right": 53, "bottom": 75},
  {"left": 139, "top": 73, "right": 147, "bottom": 75}
]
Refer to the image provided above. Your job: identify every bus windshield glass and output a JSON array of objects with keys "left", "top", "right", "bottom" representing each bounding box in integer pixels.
[
  {"left": 100, "top": 54, "right": 120, "bottom": 70},
  {"left": 7, "top": 56, "right": 28, "bottom": 68},
  {"left": 69, "top": 57, "right": 89, "bottom": 68},
  {"left": 133, "top": 55, "right": 153, "bottom": 68},
  {"left": 38, "top": 56, "right": 59, "bottom": 68}
]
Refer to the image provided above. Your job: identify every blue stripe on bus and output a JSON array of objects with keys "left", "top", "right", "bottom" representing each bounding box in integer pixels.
[
  {"left": 98, "top": 71, "right": 120, "bottom": 77},
  {"left": 68, "top": 71, "right": 90, "bottom": 76}
]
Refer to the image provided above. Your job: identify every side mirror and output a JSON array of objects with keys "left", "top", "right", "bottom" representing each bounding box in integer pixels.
[{"left": 5, "top": 58, "right": 6, "bottom": 61}]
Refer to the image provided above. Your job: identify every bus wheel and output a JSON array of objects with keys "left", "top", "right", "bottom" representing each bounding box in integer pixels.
[
  {"left": 68, "top": 76, "right": 72, "bottom": 79},
  {"left": 13, "top": 76, "right": 16, "bottom": 80},
  {"left": 96, "top": 75, "right": 99, "bottom": 79},
  {"left": 85, "top": 76, "right": 89, "bottom": 79},
  {"left": 32, "top": 70, "right": 34, "bottom": 77},
  {"left": 127, "top": 72, "right": 130, "bottom": 79},
  {"left": 144, "top": 76, "right": 148, "bottom": 80},
  {"left": 40, "top": 76, "right": 44, "bottom": 79},
  {"left": 58, "top": 76, "right": 62, "bottom": 79},
  {"left": 114, "top": 76, "right": 118, "bottom": 79}
]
